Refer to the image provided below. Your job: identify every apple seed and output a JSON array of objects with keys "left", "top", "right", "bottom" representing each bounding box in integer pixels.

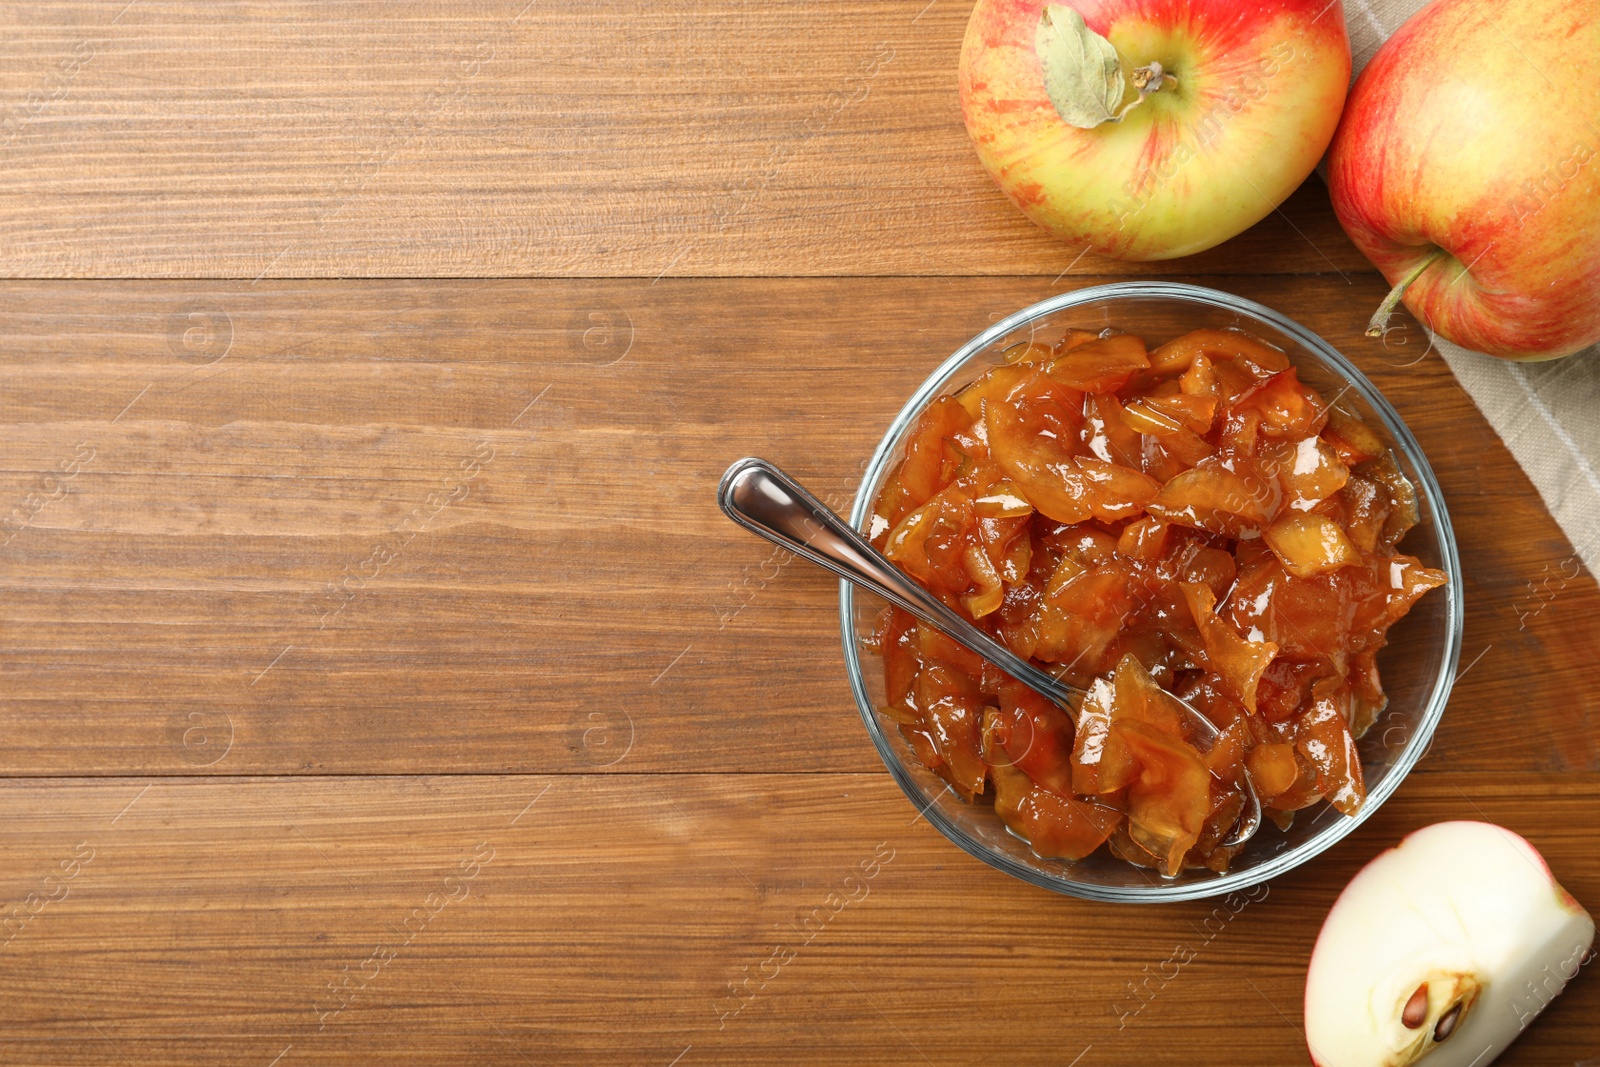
[
  {"left": 1401, "top": 982, "right": 1429, "bottom": 1028},
  {"left": 1433, "top": 1001, "right": 1463, "bottom": 1042}
]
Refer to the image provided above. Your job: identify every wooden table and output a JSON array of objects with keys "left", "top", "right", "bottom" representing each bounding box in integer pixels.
[{"left": 1, "top": 3, "right": 1596, "bottom": 1064}]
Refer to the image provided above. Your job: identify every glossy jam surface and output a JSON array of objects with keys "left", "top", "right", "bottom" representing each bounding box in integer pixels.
[{"left": 867, "top": 327, "right": 1446, "bottom": 875}]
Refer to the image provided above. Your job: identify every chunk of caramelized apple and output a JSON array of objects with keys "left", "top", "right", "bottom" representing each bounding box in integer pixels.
[
  {"left": 1261, "top": 435, "right": 1349, "bottom": 512},
  {"left": 1147, "top": 452, "right": 1282, "bottom": 537},
  {"left": 899, "top": 396, "right": 973, "bottom": 504},
  {"left": 1263, "top": 513, "right": 1361, "bottom": 578},
  {"left": 1181, "top": 583, "right": 1279, "bottom": 713},
  {"left": 1228, "top": 369, "right": 1329, "bottom": 439},
  {"left": 1117, "top": 721, "right": 1211, "bottom": 877},
  {"left": 990, "top": 760, "right": 1120, "bottom": 861},
  {"left": 989, "top": 681, "right": 1077, "bottom": 798},
  {"left": 1044, "top": 333, "right": 1150, "bottom": 392},
  {"left": 1296, "top": 682, "right": 1366, "bottom": 816},
  {"left": 1322, "top": 406, "right": 1386, "bottom": 465},
  {"left": 1148, "top": 328, "right": 1291, "bottom": 377},
  {"left": 986, "top": 399, "right": 1094, "bottom": 525},
  {"left": 1246, "top": 742, "right": 1299, "bottom": 800}
]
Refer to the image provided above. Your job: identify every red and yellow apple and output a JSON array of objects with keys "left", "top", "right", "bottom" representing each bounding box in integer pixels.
[
  {"left": 958, "top": 0, "right": 1351, "bottom": 261},
  {"left": 1328, "top": 0, "right": 1600, "bottom": 360}
]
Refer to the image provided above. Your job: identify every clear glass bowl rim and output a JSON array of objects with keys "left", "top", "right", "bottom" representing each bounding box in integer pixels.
[{"left": 838, "top": 281, "right": 1465, "bottom": 903}]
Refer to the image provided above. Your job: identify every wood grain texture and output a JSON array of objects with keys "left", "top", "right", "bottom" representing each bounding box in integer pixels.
[
  {"left": 1, "top": 3, "right": 1597, "bottom": 1064},
  {"left": 0, "top": 1, "right": 1372, "bottom": 278},
  {"left": 0, "top": 773, "right": 1595, "bottom": 1066},
  {"left": 1, "top": 275, "right": 1595, "bottom": 777}
]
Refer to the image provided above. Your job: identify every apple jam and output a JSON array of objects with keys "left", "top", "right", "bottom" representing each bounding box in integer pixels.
[{"left": 866, "top": 326, "right": 1446, "bottom": 875}]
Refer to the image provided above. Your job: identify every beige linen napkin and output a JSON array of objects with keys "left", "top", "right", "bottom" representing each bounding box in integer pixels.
[{"left": 1343, "top": 0, "right": 1600, "bottom": 571}]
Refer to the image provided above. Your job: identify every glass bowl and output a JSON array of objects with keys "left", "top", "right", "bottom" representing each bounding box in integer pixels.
[{"left": 839, "top": 282, "right": 1463, "bottom": 902}]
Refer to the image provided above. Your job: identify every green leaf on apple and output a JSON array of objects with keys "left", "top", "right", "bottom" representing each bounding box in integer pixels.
[{"left": 1035, "top": 4, "right": 1139, "bottom": 129}]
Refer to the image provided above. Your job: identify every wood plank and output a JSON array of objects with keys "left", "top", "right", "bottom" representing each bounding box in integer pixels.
[
  {"left": 1, "top": 275, "right": 1594, "bottom": 776},
  {"left": 0, "top": 1, "right": 1371, "bottom": 278},
  {"left": 0, "top": 772, "right": 1594, "bottom": 1065}
]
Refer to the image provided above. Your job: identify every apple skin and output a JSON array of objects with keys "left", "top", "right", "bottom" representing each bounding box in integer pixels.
[
  {"left": 959, "top": 0, "right": 1350, "bottom": 260},
  {"left": 1327, "top": 0, "right": 1600, "bottom": 360},
  {"left": 1304, "top": 821, "right": 1595, "bottom": 1067}
]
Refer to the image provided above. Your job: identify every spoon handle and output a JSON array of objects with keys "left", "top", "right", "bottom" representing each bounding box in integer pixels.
[{"left": 717, "top": 457, "right": 1082, "bottom": 708}]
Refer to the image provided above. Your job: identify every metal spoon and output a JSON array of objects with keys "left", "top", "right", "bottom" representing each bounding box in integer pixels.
[{"left": 717, "top": 456, "right": 1261, "bottom": 850}]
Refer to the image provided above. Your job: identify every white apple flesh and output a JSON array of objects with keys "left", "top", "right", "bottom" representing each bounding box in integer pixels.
[{"left": 1305, "top": 821, "right": 1593, "bottom": 1067}]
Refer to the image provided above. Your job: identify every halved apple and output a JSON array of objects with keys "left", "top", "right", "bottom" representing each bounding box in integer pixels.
[{"left": 1305, "top": 821, "right": 1594, "bottom": 1067}]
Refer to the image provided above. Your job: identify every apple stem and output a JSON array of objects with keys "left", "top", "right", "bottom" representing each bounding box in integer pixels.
[
  {"left": 1366, "top": 249, "right": 1448, "bottom": 338},
  {"left": 1131, "top": 62, "right": 1177, "bottom": 94}
]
